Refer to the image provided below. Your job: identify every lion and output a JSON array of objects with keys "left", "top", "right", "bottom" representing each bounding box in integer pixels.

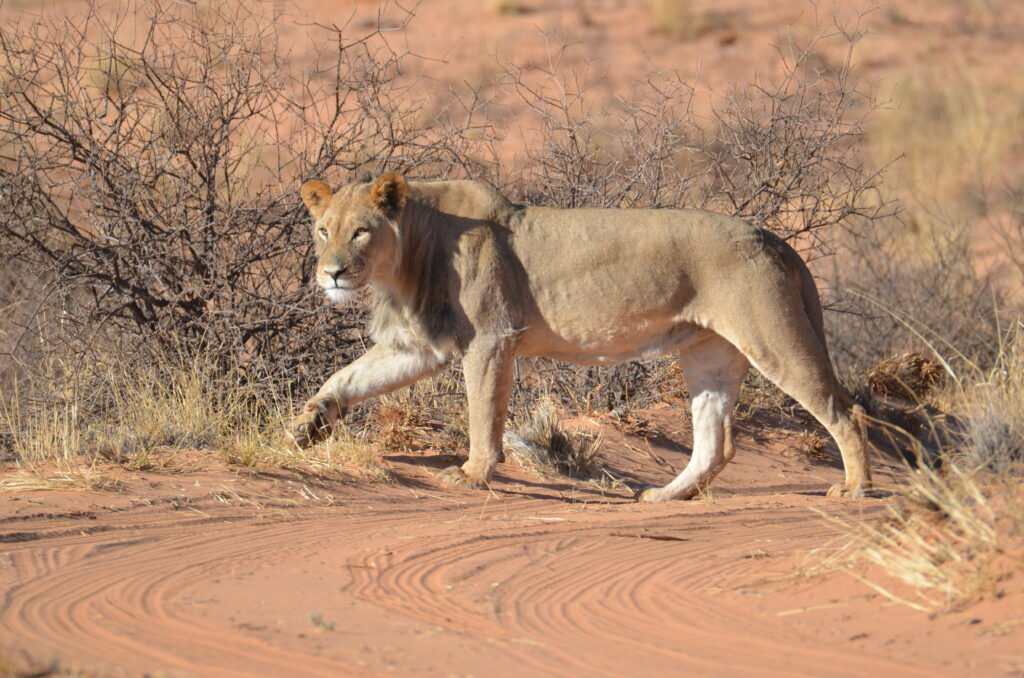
[{"left": 288, "top": 173, "right": 871, "bottom": 500}]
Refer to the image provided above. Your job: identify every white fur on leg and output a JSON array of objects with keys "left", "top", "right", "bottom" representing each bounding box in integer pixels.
[
  {"left": 313, "top": 342, "right": 448, "bottom": 411},
  {"left": 638, "top": 338, "right": 747, "bottom": 503},
  {"left": 640, "top": 390, "right": 731, "bottom": 502}
]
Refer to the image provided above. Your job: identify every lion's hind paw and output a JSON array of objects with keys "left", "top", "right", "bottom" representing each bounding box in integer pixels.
[
  {"left": 435, "top": 465, "right": 488, "bottom": 490},
  {"left": 826, "top": 482, "right": 876, "bottom": 499}
]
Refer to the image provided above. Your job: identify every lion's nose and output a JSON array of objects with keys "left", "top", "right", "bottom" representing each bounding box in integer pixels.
[{"left": 322, "top": 264, "right": 348, "bottom": 281}]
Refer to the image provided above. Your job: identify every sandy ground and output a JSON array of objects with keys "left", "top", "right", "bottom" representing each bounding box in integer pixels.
[{"left": 2, "top": 407, "right": 1022, "bottom": 677}]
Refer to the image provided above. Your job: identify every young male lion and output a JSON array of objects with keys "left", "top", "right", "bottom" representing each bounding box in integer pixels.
[{"left": 288, "top": 173, "right": 870, "bottom": 500}]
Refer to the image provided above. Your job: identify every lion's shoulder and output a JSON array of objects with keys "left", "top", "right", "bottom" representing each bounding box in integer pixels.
[{"left": 408, "top": 180, "right": 517, "bottom": 225}]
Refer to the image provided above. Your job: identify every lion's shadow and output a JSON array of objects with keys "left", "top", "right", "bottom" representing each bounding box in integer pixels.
[{"left": 384, "top": 451, "right": 640, "bottom": 503}]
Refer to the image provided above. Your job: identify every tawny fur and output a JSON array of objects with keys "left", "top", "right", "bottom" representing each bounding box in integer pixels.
[{"left": 289, "top": 173, "right": 871, "bottom": 500}]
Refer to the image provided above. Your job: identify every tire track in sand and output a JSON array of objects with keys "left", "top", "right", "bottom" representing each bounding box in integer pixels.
[
  {"left": 2, "top": 507, "right": 384, "bottom": 676},
  {"left": 2, "top": 481, "right": 948, "bottom": 677},
  {"left": 340, "top": 502, "right": 945, "bottom": 678}
]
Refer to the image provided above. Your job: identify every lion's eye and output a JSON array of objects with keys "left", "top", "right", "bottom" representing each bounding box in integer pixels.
[
  {"left": 351, "top": 227, "right": 369, "bottom": 241},
  {"left": 318, "top": 228, "right": 328, "bottom": 240}
]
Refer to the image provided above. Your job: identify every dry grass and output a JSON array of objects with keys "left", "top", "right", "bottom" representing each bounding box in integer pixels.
[
  {"left": 0, "top": 468, "right": 121, "bottom": 494},
  {"left": 647, "top": 0, "right": 724, "bottom": 39},
  {"left": 0, "top": 346, "right": 392, "bottom": 482},
  {"left": 868, "top": 66, "right": 1024, "bottom": 223},
  {"left": 0, "top": 648, "right": 102, "bottom": 678},
  {"left": 367, "top": 396, "right": 435, "bottom": 454},
  {"left": 489, "top": 0, "right": 523, "bottom": 14},
  {"left": 794, "top": 430, "right": 830, "bottom": 464},
  {"left": 836, "top": 324, "right": 1024, "bottom": 612},
  {"left": 813, "top": 56, "right": 1024, "bottom": 613},
  {"left": 504, "top": 397, "right": 615, "bottom": 487}
]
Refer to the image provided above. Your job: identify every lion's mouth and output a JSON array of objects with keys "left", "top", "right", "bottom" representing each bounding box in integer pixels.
[{"left": 320, "top": 278, "right": 363, "bottom": 306}]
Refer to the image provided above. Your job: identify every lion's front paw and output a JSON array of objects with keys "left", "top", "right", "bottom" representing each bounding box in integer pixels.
[
  {"left": 288, "top": 403, "right": 334, "bottom": 449},
  {"left": 436, "top": 465, "right": 488, "bottom": 490},
  {"left": 827, "top": 482, "right": 870, "bottom": 499}
]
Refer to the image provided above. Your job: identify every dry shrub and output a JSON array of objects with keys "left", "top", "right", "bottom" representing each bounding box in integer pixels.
[
  {"left": 867, "top": 352, "right": 946, "bottom": 401},
  {"left": 0, "top": 0, "right": 484, "bottom": 414},
  {"left": 825, "top": 218, "right": 1001, "bottom": 377},
  {"left": 837, "top": 323, "right": 1024, "bottom": 611},
  {"left": 501, "top": 23, "right": 888, "bottom": 254},
  {"left": 504, "top": 397, "right": 605, "bottom": 481}
]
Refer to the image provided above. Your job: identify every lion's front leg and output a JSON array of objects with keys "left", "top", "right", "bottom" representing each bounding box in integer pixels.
[
  {"left": 437, "top": 340, "right": 516, "bottom": 489},
  {"left": 288, "top": 343, "right": 447, "bottom": 449}
]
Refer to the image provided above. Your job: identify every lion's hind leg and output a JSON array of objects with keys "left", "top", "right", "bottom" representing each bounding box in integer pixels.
[
  {"left": 727, "top": 314, "right": 871, "bottom": 498},
  {"left": 637, "top": 334, "right": 749, "bottom": 503}
]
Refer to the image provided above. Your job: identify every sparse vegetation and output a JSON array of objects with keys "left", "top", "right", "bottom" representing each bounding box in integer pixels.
[
  {"left": 0, "top": 342, "right": 391, "bottom": 481},
  {"left": 0, "top": 0, "right": 1023, "bottom": 671},
  {"left": 648, "top": 0, "right": 705, "bottom": 39},
  {"left": 504, "top": 396, "right": 608, "bottom": 484},
  {"left": 307, "top": 611, "right": 336, "bottom": 633},
  {"left": 832, "top": 324, "right": 1024, "bottom": 611},
  {"left": 0, "top": 3, "right": 1020, "bottom": 619}
]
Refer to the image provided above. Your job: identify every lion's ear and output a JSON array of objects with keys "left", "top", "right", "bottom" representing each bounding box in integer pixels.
[
  {"left": 369, "top": 173, "right": 407, "bottom": 216},
  {"left": 300, "top": 180, "right": 333, "bottom": 220}
]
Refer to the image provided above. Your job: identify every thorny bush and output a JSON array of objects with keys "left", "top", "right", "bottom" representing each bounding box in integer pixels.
[
  {"left": 0, "top": 1, "right": 485, "bottom": 405},
  {"left": 0, "top": 3, "right": 892, "bottom": 459}
]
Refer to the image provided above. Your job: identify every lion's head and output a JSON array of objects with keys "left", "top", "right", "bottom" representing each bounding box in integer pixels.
[{"left": 299, "top": 173, "right": 408, "bottom": 306}]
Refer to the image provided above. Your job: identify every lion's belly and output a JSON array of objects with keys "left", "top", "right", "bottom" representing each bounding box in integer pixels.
[
  {"left": 514, "top": 248, "right": 705, "bottom": 362},
  {"left": 521, "top": 323, "right": 707, "bottom": 365},
  {"left": 516, "top": 302, "right": 708, "bottom": 364},
  {"left": 506, "top": 204, "right": 753, "bottom": 362}
]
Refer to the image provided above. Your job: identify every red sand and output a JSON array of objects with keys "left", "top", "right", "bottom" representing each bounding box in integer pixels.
[{"left": 2, "top": 407, "right": 1021, "bottom": 676}]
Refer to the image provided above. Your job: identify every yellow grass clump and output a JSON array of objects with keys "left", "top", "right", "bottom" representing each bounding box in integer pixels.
[
  {"left": 840, "top": 323, "right": 1024, "bottom": 611},
  {"left": 0, "top": 347, "right": 392, "bottom": 482}
]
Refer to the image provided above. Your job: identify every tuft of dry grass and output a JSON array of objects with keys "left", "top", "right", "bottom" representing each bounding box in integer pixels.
[
  {"left": 367, "top": 396, "right": 433, "bottom": 454},
  {"left": 293, "top": 431, "right": 394, "bottom": 484},
  {"left": 0, "top": 468, "right": 122, "bottom": 494},
  {"left": 504, "top": 397, "right": 608, "bottom": 483},
  {"left": 794, "top": 430, "right": 830, "bottom": 464},
  {"left": 867, "top": 352, "right": 946, "bottom": 401}
]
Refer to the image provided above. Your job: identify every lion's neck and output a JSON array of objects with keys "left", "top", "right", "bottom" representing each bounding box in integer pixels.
[{"left": 369, "top": 198, "right": 458, "bottom": 350}]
